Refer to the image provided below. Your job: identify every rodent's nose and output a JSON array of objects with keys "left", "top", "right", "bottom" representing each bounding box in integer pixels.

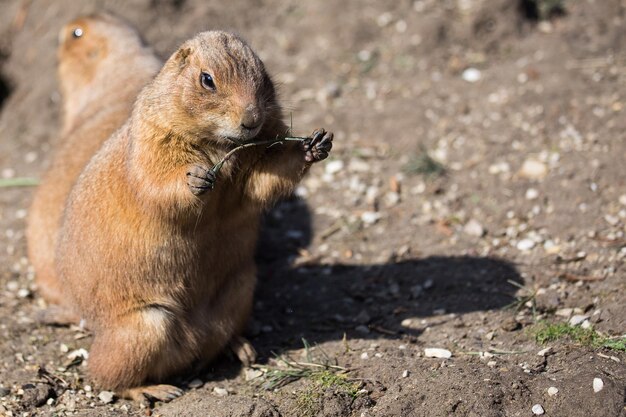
[{"left": 240, "top": 105, "right": 262, "bottom": 131}]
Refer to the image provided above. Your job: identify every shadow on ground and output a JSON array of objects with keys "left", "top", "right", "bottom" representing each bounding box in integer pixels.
[{"left": 247, "top": 197, "right": 522, "bottom": 359}]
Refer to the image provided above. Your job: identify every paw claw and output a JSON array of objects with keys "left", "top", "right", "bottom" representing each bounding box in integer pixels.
[
  {"left": 229, "top": 336, "right": 257, "bottom": 367},
  {"left": 123, "top": 384, "right": 183, "bottom": 403},
  {"left": 303, "top": 128, "right": 334, "bottom": 163},
  {"left": 186, "top": 164, "right": 215, "bottom": 195}
]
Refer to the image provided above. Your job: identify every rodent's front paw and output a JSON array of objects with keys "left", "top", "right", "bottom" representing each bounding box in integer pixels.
[
  {"left": 186, "top": 164, "right": 216, "bottom": 195},
  {"left": 302, "top": 128, "right": 334, "bottom": 163}
]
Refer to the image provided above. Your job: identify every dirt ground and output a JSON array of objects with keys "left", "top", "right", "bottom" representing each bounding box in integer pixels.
[{"left": 0, "top": 0, "right": 625, "bottom": 416}]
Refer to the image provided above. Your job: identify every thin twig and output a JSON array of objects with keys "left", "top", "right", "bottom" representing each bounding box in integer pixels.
[
  {"left": 559, "top": 272, "right": 605, "bottom": 282},
  {"left": 212, "top": 136, "right": 307, "bottom": 176}
]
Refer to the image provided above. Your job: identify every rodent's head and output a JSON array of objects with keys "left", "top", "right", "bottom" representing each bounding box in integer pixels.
[
  {"left": 159, "top": 31, "right": 279, "bottom": 144},
  {"left": 57, "top": 14, "right": 150, "bottom": 114}
]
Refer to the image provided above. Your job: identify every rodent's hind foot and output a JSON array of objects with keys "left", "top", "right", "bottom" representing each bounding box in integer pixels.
[
  {"left": 121, "top": 384, "right": 183, "bottom": 404},
  {"left": 229, "top": 336, "right": 257, "bottom": 367},
  {"left": 186, "top": 164, "right": 216, "bottom": 195},
  {"left": 303, "top": 128, "right": 334, "bottom": 163},
  {"left": 36, "top": 305, "right": 83, "bottom": 327}
]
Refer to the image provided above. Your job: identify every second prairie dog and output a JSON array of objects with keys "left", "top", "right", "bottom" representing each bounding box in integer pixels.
[
  {"left": 57, "top": 31, "right": 333, "bottom": 402},
  {"left": 26, "top": 14, "right": 161, "bottom": 309}
]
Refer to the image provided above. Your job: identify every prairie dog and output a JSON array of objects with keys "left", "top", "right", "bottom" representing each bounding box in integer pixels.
[
  {"left": 26, "top": 14, "right": 161, "bottom": 309},
  {"left": 57, "top": 30, "right": 333, "bottom": 402}
]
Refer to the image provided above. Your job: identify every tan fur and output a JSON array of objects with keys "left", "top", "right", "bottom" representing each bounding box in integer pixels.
[
  {"left": 26, "top": 14, "right": 161, "bottom": 307},
  {"left": 56, "top": 31, "right": 333, "bottom": 399}
]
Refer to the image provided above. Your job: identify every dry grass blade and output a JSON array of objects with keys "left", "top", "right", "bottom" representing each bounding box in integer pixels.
[
  {"left": 251, "top": 338, "right": 348, "bottom": 391},
  {"left": 0, "top": 177, "right": 39, "bottom": 187}
]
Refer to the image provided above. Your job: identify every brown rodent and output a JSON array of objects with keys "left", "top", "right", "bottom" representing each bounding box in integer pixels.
[
  {"left": 56, "top": 31, "right": 333, "bottom": 402},
  {"left": 26, "top": 14, "right": 161, "bottom": 311}
]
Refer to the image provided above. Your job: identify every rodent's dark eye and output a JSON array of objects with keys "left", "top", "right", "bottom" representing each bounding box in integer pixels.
[
  {"left": 200, "top": 72, "right": 216, "bottom": 91},
  {"left": 72, "top": 27, "right": 83, "bottom": 38}
]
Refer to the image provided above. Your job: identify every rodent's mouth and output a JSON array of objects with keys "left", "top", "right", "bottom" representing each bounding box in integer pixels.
[{"left": 223, "top": 136, "right": 244, "bottom": 145}]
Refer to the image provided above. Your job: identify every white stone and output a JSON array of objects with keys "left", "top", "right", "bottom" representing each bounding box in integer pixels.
[
  {"left": 360, "top": 352, "right": 369, "bottom": 360},
  {"left": 98, "top": 391, "right": 115, "bottom": 404},
  {"left": 424, "top": 348, "right": 452, "bottom": 359},
  {"left": 384, "top": 191, "right": 400, "bottom": 207},
  {"left": 537, "top": 347, "right": 552, "bottom": 356},
  {"left": 213, "top": 387, "right": 229, "bottom": 397},
  {"left": 593, "top": 378, "right": 604, "bottom": 393},
  {"left": 463, "top": 219, "right": 484, "bottom": 237},
  {"left": 569, "top": 315, "right": 589, "bottom": 326},
  {"left": 519, "top": 159, "right": 548, "bottom": 180},
  {"left": 525, "top": 188, "right": 539, "bottom": 200},
  {"left": 325, "top": 160, "right": 344, "bottom": 175},
  {"left": 488, "top": 161, "right": 510, "bottom": 174},
  {"left": 547, "top": 387, "right": 559, "bottom": 396},
  {"left": 67, "top": 348, "right": 89, "bottom": 360},
  {"left": 516, "top": 239, "right": 536, "bottom": 251},
  {"left": 462, "top": 68, "right": 482, "bottom": 83},
  {"left": 244, "top": 369, "right": 263, "bottom": 381},
  {"left": 348, "top": 159, "right": 370, "bottom": 172},
  {"left": 619, "top": 194, "right": 626, "bottom": 206},
  {"left": 402, "top": 370, "right": 409, "bottom": 378},
  {"left": 532, "top": 404, "right": 545, "bottom": 415},
  {"left": 555, "top": 308, "right": 573, "bottom": 317},
  {"left": 377, "top": 12, "right": 393, "bottom": 27},
  {"left": 17, "top": 288, "right": 30, "bottom": 298},
  {"left": 361, "top": 211, "right": 382, "bottom": 225}
]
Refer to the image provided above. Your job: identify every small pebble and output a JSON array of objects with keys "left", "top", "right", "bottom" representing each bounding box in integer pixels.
[
  {"left": 244, "top": 369, "right": 263, "bottom": 381},
  {"left": 0, "top": 387, "right": 10, "bottom": 397},
  {"left": 547, "top": 386, "right": 559, "bottom": 396},
  {"left": 424, "top": 348, "right": 452, "bottom": 359},
  {"left": 2, "top": 168, "right": 15, "bottom": 178},
  {"left": 516, "top": 239, "right": 535, "bottom": 251},
  {"left": 17, "top": 288, "right": 30, "bottom": 298},
  {"left": 67, "top": 348, "right": 89, "bottom": 360},
  {"left": 325, "top": 160, "right": 344, "bottom": 175},
  {"left": 519, "top": 159, "right": 548, "bottom": 180},
  {"left": 402, "top": 370, "right": 409, "bottom": 378},
  {"left": 462, "top": 68, "right": 482, "bottom": 83},
  {"left": 213, "top": 387, "right": 228, "bottom": 397},
  {"left": 187, "top": 379, "right": 203, "bottom": 389},
  {"left": 98, "top": 391, "right": 115, "bottom": 404},
  {"left": 360, "top": 352, "right": 369, "bottom": 360},
  {"left": 355, "top": 325, "right": 370, "bottom": 334},
  {"left": 569, "top": 315, "right": 589, "bottom": 326},
  {"left": 525, "top": 188, "right": 539, "bottom": 200},
  {"left": 463, "top": 219, "right": 485, "bottom": 237},
  {"left": 361, "top": 211, "right": 382, "bottom": 225},
  {"left": 532, "top": 404, "right": 545, "bottom": 415},
  {"left": 537, "top": 347, "right": 552, "bottom": 356},
  {"left": 593, "top": 378, "right": 603, "bottom": 393}
]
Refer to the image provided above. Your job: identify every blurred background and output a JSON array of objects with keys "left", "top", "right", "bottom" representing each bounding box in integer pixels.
[{"left": 0, "top": 1, "right": 624, "bottom": 416}]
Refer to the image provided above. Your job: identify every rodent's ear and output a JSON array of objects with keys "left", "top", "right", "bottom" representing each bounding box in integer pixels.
[{"left": 174, "top": 47, "right": 192, "bottom": 69}]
